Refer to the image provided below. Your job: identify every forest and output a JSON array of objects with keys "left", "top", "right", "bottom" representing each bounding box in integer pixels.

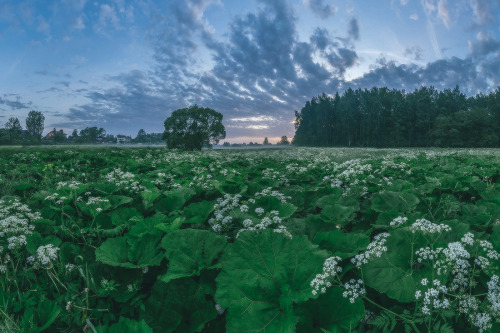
[{"left": 293, "top": 86, "right": 500, "bottom": 147}]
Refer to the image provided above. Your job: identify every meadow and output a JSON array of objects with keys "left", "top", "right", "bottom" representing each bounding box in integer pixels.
[{"left": 0, "top": 146, "right": 499, "bottom": 332}]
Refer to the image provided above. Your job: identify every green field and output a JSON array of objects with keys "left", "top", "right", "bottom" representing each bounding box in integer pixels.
[{"left": 1, "top": 146, "right": 500, "bottom": 332}]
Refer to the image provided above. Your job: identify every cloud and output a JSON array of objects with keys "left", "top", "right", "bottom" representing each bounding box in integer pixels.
[
  {"left": 421, "top": 0, "right": 442, "bottom": 58},
  {"left": 409, "top": 13, "right": 419, "bottom": 20},
  {"left": 303, "top": 0, "right": 337, "bottom": 19},
  {"left": 400, "top": 0, "right": 409, "bottom": 5},
  {"left": 404, "top": 45, "right": 424, "bottom": 61},
  {"left": 0, "top": 95, "right": 32, "bottom": 110},
  {"left": 94, "top": 4, "right": 122, "bottom": 35},
  {"left": 470, "top": 0, "right": 494, "bottom": 25},
  {"left": 72, "top": 16, "right": 85, "bottom": 30},
  {"left": 348, "top": 17, "right": 359, "bottom": 40},
  {"left": 351, "top": 56, "right": 487, "bottom": 93},
  {"left": 37, "top": 16, "right": 50, "bottom": 36},
  {"left": 437, "top": 0, "right": 451, "bottom": 28}
]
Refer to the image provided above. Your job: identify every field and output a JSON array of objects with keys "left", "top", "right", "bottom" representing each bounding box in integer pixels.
[{"left": 1, "top": 146, "right": 500, "bottom": 332}]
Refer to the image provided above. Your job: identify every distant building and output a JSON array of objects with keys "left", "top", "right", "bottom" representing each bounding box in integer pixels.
[
  {"left": 116, "top": 134, "right": 132, "bottom": 144},
  {"left": 44, "top": 129, "right": 67, "bottom": 140}
]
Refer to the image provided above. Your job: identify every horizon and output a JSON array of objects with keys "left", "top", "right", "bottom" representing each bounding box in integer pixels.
[{"left": 1, "top": 0, "right": 500, "bottom": 141}]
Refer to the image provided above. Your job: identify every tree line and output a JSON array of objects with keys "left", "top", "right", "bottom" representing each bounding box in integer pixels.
[{"left": 293, "top": 86, "right": 500, "bottom": 147}]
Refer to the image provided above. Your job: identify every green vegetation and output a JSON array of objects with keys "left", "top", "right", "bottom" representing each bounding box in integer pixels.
[
  {"left": 293, "top": 86, "right": 500, "bottom": 147},
  {"left": 162, "top": 105, "right": 226, "bottom": 150},
  {"left": 0, "top": 146, "right": 499, "bottom": 332}
]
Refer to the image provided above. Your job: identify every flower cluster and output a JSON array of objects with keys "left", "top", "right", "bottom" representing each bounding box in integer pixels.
[
  {"left": 342, "top": 279, "right": 366, "bottom": 303},
  {"left": 409, "top": 218, "right": 451, "bottom": 234},
  {"left": 351, "top": 233, "right": 390, "bottom": 268},
  {"left": 415, "top": 279, "right": 450, "bottom": 315},
  {"left": 104, "top": 168, "right": 144, "bottom": 192},
  {"left": 56, "top": 180, "right": 83, "bottom": 190},
  {"left": 27, "top": 244, "right": 60, "bottom": 269},
  {"left": 254, "top": 187, "right": 291, "bottom": 204},
  {"left": 389, "top": 216, "right": 408, "bottom": 227},
  {"left": 235, "top": 210, "right": 292, "bottom": 239},
  {"left": 311, "top": 256, "right": 343, "bottom": 295}
]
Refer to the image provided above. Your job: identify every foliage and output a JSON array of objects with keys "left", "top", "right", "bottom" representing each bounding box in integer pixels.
[
  {"left": 162, "top": 105, "right": 226, "bottom": 150},
  {"left": 293, "top": 85, "right": 500, "bottom": 147},
  {"left": 26, "top": 110, "right": 45, "bottom": 144},
  {"left": 0, "top": 146, "right": 500, "bottom": 332}
]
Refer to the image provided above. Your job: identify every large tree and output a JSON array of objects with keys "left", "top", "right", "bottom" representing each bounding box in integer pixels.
[
  {"left": 25, "top": 110, "right": 45, "bottom": 144},
  {"left": 5, "top": 117, "right": 23, "bottom": 144},
  {"left": 162, "top": 105, "right": 226, "bottom": 150}
]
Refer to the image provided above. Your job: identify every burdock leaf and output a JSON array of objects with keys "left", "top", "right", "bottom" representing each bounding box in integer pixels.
[
  {"left": 159, "top": 229, "right": 226, "bottom": 283},
  {"left": 215, "top": 230, "right": 328, "bottom": 332}
]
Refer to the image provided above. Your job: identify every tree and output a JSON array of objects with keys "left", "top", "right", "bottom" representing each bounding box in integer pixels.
[
  {"left": 5, "top": 117, "right": 22, "bottom": 144},
  {"left": 162, "top": 105, "right": 226, "bottom": 151},
  {"left": 25, "top": 111, "right": 45, "bottom": 144},
  {"left": 68, "top": 129, "right": 79, "bottom": 142},
  {"left": 79, "top": 127, "right": 106, "bottom": 143},
  {"left": 135, "top": 129, "right": 147, "bottom": 143},
  {"left": 263, "top": 137, "right": 270, "bottom": 145},
  {"left": 279, "top": 136, "right": 290, "bottom": 145}
]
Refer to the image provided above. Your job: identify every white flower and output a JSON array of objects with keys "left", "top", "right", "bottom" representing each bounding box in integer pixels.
[{"left": 255, "top": 207, "right": 265, "bottom": 215}]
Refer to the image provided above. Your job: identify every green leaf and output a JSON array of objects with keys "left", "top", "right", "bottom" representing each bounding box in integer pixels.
[
  {"left": 95, "top": 235, "right": 163, "bottom": 268},
  {"left": 125, "top": 214, "right": 166, "bottom": 240},
  {"left": 313, "top": 231, "right": 369, "bottom": 258},
  {"left": 33, "top": 300, "right": 61, "bottom": 331},
  {"left": 156, "top": 188, "right": 195, "bottom": 213},
  {"left": 96, "top": 317, "right": 152, "bottom": 333},
  {"left": 320, "top": 204, "right": 358, "bottom": 225},
  {"left": 215, "top": 230, "right": 328, "bottom": 332},
  {"left": 363, "top": 229, "right": 424, "bottom": 302},
  {"left": 371, "top": 191, "right": 419, "bottom": 213},
  {"left": 296, "top": 287, "right": 364, "bottom": 332},
  {"left": 492, "top": 225, "right": 500, "bottom": 252},
  {"left": 144, "top": 278, "right": 216, "bottom": 333},
  {"left": 110, "top": 207, "right": 142, "bottom": 226},
  {"left": 159, "top": 229, "right": 226, "bottom": 283},
  {"left": 128, "top": 235, "right": 164, "bottom": 267},
  {"left": 107, "top": 195, "right": 133, "bottom": 209},
  {"left": 184, "top": 201, "right": 215, "bottom": 224}
]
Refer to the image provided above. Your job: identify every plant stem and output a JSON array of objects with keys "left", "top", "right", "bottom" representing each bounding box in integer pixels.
[{"left": 362, "top": 296, "right": 422, "bottom": 333}]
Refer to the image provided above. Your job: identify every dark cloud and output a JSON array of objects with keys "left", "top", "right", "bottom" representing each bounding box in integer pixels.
[
  {"left": 351, "top": 56, "right": 486, "bottom": 94},
  {"left": 0, "top": 95, "right": 32, "bottom": 110},
  {"left": 305, "top": 0, "right": 337, "bottom": 19},
  {"left": 36, "top": 87, "right": 63, "bottom": 93},
  {"left": 55, "top": 81, "right": 71, "bottom": 88},
  {"left": 310, "top": 28, "right": 333, "bottom": 51},
  {"left": 348, "top": 17, "right": 359, "bottom": 41}
]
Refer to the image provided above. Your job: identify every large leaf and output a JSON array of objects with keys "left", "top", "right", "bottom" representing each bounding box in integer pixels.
[
  {"left": 107, "top": 195, "right": 133, "bottom": 209},
  {"left": 215, "top": 230, "right": 328, "bottom": 332},
  {"left": 97, "top": 317, "right": 152, "bottom": 333},
  {"left": 363, "top": 229, "right": 424, "bottom": 302},
  {"left": 313, "top": 231, "right": 370, "bottom": 258},
  {"left": 159, "top": 229, "right": 226, "bottom": 283},
  {"left": 110, "top": 207, "right": 142, "bottom": 226},
  {"left": 371, "top": 191, "right": 419, "bottom": 213},
  {"left": 184, "top": 201, "right": 215, "bottom": 224},
  {"left": 95, "top": 235, "right": 163, "bottom": 268},
  {"left": 156, "top": 188, "right": 195, "bottom": 213},
  {"left": 144, "top": 278, "right": 216, "bottom": 333},
  {"left": 296, "top": 287, "right": 364, "bottom": 332}
]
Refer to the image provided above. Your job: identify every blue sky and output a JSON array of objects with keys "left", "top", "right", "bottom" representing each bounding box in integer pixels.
[{"left": 1, "top": 0, "right": 499, "bottom": 143}]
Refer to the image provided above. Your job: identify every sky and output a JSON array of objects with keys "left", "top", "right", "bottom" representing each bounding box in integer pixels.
[{"left": 1, "top": 0, "right": 499, "bottom": 143}]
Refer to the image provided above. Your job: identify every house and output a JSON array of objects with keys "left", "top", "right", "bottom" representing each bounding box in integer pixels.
[
  {"left": 116, "top": 134, "right": 132, "bottom": 144},
  {"left": 44, "top": 129, "right": 67, "bottom": 140}
]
